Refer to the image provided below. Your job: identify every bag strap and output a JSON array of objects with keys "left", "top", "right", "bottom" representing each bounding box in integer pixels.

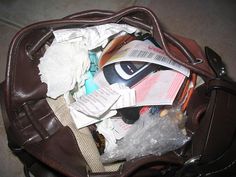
[
  {"left": 27, "top": 7, "right": 197, "bottom": 63},
  {"left": 64, "top": 8, "right": 199, "bottom": 64}
]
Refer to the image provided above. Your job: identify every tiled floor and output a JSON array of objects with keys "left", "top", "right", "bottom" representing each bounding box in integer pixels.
[
  {"left": 0, "top": 0, "right": 235, "bottom": 176},
  {"left": 0, "top": 21, "right": 25, "bottom": 177}
]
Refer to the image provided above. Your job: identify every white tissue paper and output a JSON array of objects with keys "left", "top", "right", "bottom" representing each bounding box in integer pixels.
[
  {"left": 39, "top": 42, "right": 90, "bottom": 99},
  {"left": 69, "top": 83, "right": 136, "bottom": 129},
  {"left": 38, "top": 23, "right": 138, "bottom": 99}
]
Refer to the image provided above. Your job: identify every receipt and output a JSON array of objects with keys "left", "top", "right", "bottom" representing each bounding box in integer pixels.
[
  {"left": 70, "top": 85, "right": 120, "bottom": 118},
  {"left": 103, "top": 40, "right": 190, "bottom": 77},
  {"left": 70, "top": 107, "right": 117, "bottom": 129},
  {"left": 110, "top": 84, "right": 136, "bottom": 110},
  {"left": 70, "top": 84, "right": 136, "bottom": 118},
  {"left": 133, "top": 70, "right": 185, "bottom": 106}
]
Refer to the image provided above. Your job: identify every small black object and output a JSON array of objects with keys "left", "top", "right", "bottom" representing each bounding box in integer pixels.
[
  {"left": 205, "top": 46, "right": 228, "bottom": 79},
  {"left": 137, "top": 33, "right": 162, "bottom": 48},
  {"left": 103, "top": 34, "right": 162, "bottom": 87},
  {"left": 118, "top": 107, "right": 141, "bottom": 124},
  {"left": 103, "top": 62, "right": 159, "bottom": 87}
]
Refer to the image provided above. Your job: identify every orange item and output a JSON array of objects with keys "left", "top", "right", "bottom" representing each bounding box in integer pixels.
[
  {"left": 99, "top": 34, "right": 135, "bottom": 68},
  {"left": 179, "top": 73, "right": 197, "bottom": 112}
]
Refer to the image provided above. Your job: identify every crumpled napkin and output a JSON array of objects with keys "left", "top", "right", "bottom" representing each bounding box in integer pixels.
[
  {"left": 38, "top": 23, "right": 139, "bottom": 99},
  {"left": 38, "top": 42, "right": 90, "bottom": 99}
]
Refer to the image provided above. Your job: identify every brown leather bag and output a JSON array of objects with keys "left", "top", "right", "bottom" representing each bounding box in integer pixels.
[{"left": 1, "top": 6, "right": 236, "bottom": 177}]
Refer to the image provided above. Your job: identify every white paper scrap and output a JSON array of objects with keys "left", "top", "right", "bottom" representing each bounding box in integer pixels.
[
  {"left": 70, "top": 107, "right": 117, "bottom": 129},
  {"left": 70, "top": 84, "right": 136, "bottom": 118},
  {"left": 110, "top": 84, "right": 136, "bottom": 109},
  {"left": 96, "top": 118, "right": 118, "bottom": 152},
  {"left": 70, "top": 85, "right": 120, "bottom": 118}
]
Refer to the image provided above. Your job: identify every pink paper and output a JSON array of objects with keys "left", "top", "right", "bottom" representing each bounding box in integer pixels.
[{"left": 132, "top": 70, "right": 185, "bottom": 106}]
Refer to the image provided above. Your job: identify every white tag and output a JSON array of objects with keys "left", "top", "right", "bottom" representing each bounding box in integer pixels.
[
  {"left": 70, "top": 84, "right": 136, "bottom": 118},
  {"left": 70, "top": 107, "right": 117, "bottom": 129},
  {"left": 110, "top": 84, "right": 136, "bottom": 109}
]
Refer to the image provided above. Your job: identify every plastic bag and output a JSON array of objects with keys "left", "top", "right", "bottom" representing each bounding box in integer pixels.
[{"left": 101, "top": 108, "right": 189, "bottom": 163}]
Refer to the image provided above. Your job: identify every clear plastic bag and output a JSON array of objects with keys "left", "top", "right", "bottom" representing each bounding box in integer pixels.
[{"left": 101, "top": 108, "right": 189, "bottom": 163}]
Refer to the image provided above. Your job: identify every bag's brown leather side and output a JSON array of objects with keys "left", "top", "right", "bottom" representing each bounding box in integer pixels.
[
  {"left": 185, "top": 84, "right": 210, "bottom": 133},
  {"left": 8, "top": 99, "right": 62, "bottom": 145},
  {"left": 192, "top": 80, "right": 236, "bottom": 159},
  {"left": 189, "top": 79, "right": 236, "bottom": 175}
]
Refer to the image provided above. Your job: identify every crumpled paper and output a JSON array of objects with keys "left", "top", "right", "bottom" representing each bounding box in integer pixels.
[
  {"left": 38, "top": 42, "right": 90, "bottom": 99},
  {"left": 38, "top": 23, "right": 138, "bottom": 99}
]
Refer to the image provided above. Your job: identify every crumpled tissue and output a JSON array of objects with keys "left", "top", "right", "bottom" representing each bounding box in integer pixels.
[
  {"left": 38, "top": 23, "right": 138, "bottom": 99},
  {"left": 38, "top": 42, "right": 90, "bottom": 99}
]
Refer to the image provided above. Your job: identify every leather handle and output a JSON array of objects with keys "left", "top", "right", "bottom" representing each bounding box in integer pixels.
[
  {"left": 91, "top": 6, "right": 198, "bottom": 64},
  {"left": 208, "top": 78, "right": 236, "bottom": 95},
  {"left": 26, "top": 6, "right": 198, "bottom": 64},
  {"left": 64, "top": 9, "right": 114, "bottom": 19},
  {"left": 65, "top": 7, "right": 198, "bottom": 64}
]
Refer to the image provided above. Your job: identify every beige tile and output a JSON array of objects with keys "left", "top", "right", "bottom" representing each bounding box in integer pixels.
[
  {"left": 0, "top": 126, "right": 24, "bottom": 177},
  {"left": 0, "top": 18, "right": 24, "bottom": 177},
  {"left": 0, "top": 22, "right": 18, "bottom": 83},
  {"left": 0, "top": 81, "right": 24, "bottom": 176},
  {"left": 0, "top": 0, "right": 136, "bottom": 26}
]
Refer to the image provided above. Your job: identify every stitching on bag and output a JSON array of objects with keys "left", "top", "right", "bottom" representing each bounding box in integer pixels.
[{"left": 21, "top": 110, "right": 55, "bottom": 130}]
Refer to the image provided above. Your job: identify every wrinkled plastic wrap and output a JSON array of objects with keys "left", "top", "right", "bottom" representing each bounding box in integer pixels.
[{"left": 101, "top": 109, "right": 189, "bottom": 163}]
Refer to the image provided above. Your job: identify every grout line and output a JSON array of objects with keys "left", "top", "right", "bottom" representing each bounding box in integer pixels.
[{"left": 0, "top": 17, "right": 23, "bottom": 29}]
